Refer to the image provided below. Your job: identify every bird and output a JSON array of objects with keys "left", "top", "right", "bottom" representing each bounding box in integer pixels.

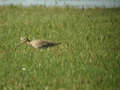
[{"left": 21, "top": 37, "right": 60, "bottom": 48}]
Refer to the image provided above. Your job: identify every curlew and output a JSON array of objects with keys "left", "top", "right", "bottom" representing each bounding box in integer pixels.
[{"left": 21, "top": 37, "right": 60, "bottom": 48}]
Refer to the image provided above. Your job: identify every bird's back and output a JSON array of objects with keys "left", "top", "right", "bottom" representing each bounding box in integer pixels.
[{"left": 30, "top": 40, "right": 59, "bottom": 48}]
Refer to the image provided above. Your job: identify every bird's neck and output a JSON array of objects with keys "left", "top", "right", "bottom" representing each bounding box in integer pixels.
[{"left": 26, "top": 39, "right": 31, "bottom": 45}]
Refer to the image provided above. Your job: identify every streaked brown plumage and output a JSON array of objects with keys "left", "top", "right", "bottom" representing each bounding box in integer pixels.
[{"left": 21, "top": 37, "right": 60, "bottom": 48}]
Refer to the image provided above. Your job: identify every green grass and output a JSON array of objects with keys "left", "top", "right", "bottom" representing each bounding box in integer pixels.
[{"left": 0, "top": 6, "right": 120, "bottom": 90}]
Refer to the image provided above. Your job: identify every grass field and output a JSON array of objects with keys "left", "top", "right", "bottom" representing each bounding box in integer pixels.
[{"left": 0, "top": 6, "right": 120, "bottom": 90}]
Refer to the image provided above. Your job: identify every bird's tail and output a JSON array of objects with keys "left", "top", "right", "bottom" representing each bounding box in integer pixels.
[
  {"left": 42, "top": 41, "right": 61, "bottom": 48},
  {"left": 48, "top": 41, "right": 61, "bottom": 46}
]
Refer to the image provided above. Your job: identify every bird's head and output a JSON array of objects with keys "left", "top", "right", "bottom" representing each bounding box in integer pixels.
[{"left": 21, "top": 37, "right": 30, "bottom": 43}]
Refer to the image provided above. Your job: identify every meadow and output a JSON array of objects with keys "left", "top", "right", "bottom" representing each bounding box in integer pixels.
[{"left": 0, "top": 6, "right": 120, "bottom": 90}]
